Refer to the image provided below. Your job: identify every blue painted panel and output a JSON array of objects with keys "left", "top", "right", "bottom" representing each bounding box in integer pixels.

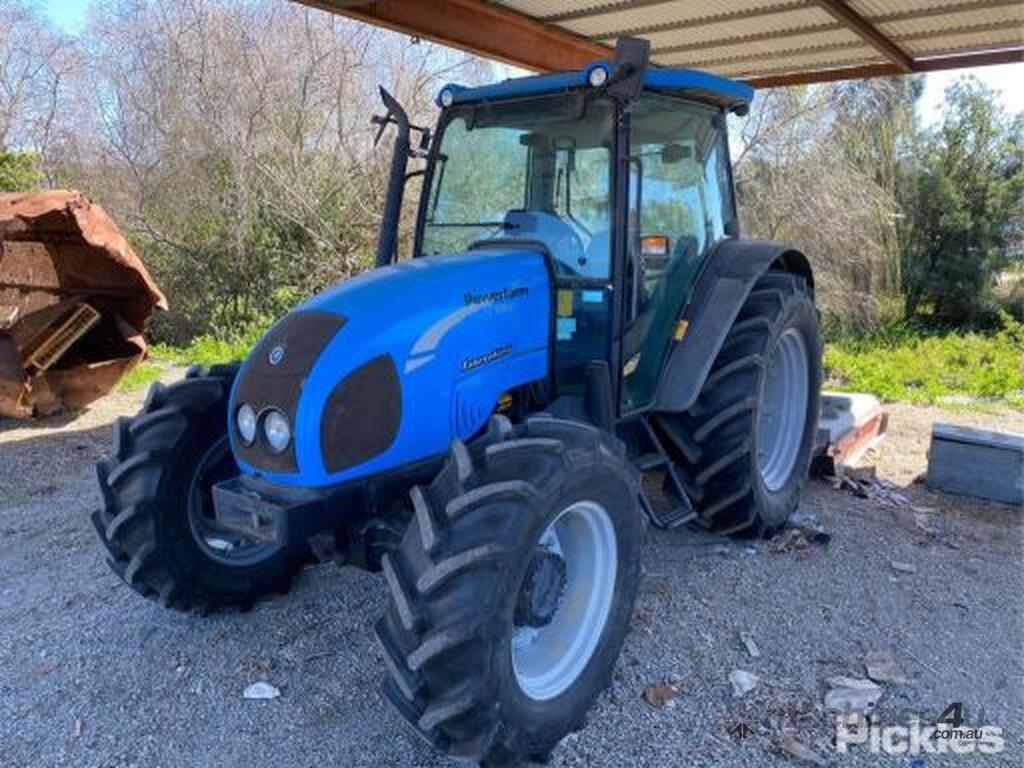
[
  {"left": 439, "top": 61, "right": 753, "bottom": 110},
  {"left": 643, "top": 68, "right": 753, "bottom": 106},
  {"left": 230, "top": 250, "right": 550, "bottom": 488}
]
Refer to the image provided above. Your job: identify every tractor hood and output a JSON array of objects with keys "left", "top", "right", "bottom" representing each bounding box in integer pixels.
[{"left": 229, "top": 249, "right": 551, "bottom": 488}]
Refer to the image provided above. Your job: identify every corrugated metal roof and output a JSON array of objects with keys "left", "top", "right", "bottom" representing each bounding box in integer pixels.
[
  {"left": 492, "top": 0, "right": 1024, "bottom": 85},
  {"left": 880, "top": 6, "right": 1023, "bottom": 38},
  {"left": 303, "top": 0, "right": 1023, "bottom": 87}
]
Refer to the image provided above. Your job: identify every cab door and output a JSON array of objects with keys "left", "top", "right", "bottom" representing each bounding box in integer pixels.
[{"left": 620, "top": 94, "right": 738, "bottom": 413}]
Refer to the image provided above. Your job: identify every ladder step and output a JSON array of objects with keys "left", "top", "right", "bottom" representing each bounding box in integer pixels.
[
  {"left": 638, "top": 490, "right": 696, "bottom": 530},
  {"left": 635, "top": 414, "right": 697, "bottom": 530},
  {"left": 656, "top": 506, "right": 697, "bottom": 529}
]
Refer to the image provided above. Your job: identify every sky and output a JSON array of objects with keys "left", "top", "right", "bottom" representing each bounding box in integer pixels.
[
  {"left": 30, "top": 0, "right": 89, "bottom": 34},
  {"left": 26, "top": 0, "right": 1024, "bottom": 126}
]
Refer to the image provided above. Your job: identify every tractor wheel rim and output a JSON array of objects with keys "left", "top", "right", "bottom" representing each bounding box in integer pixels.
[
  {"left": 511, "top": 500, "right": 617, "bottom": 701},
  {"left": 187, "top": 437, "right": 280, "bottom": 566},
  {"left": 757, "top": 327, "right": 809, "bottom": 492}
]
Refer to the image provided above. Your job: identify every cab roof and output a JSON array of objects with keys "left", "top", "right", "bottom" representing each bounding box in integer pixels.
[{"left": 438, "top": 60, "right": 754, "bottom": 114}]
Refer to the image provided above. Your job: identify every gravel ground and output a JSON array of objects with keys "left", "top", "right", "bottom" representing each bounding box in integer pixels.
[{"left": 1, "top": 373, "right": 1022, "bottom": 768}]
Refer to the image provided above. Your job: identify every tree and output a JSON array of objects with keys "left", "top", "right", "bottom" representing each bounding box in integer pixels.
[
  {"left": 0, "top": 2, "right": 81, "bottom": 185},
  {"left": 66, "top": 0, "right": 483, "bottom": 342},
  {"left": 901, "top": 78, "right": 1024, "bottom": 323},
  {"left": 733, "top": 85, "right": 898, "bottom": 329},
  {"left": 832, "top": 76, "right": 923, "bottom": 293},
  {"left": 0, "top": 150, "right": 42, "bottom": 191}
]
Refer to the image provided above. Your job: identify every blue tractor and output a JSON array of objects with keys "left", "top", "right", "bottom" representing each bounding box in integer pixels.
[{"left": 94, "top": 39, "right": 821, "bottom": 766}]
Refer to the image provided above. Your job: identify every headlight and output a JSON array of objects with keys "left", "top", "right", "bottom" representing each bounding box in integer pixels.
[
  {"left": 587, "top": 65, "right": 609, "bottom": 88},
  {"left": 439, "top": 87, "right": 454, "bottom": 107},
  {"left": 263, "top": 409, "right": 291, "bottom": 454},
  {"left": 236, "top": 403, "right": 256, "bottom": 445}
]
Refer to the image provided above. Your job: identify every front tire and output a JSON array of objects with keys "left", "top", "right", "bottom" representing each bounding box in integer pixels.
[
  {"left": 655, "top": 271, "right": 821, "bottom": 536},
  {"left": 92, "top": 365, "right": 307, "bottom": 612},
  {"left": 376, "top": 416, "right": 642, "bottom": 765}
]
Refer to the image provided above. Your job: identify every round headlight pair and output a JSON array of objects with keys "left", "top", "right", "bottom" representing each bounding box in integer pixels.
[{"left": 235, "top": 404, "right": 290, "bottom": 454}]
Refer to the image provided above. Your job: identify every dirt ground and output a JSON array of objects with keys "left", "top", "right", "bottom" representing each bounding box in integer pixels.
[{"left": 1, "top": 372, "right": 1022, "bottom": 768}]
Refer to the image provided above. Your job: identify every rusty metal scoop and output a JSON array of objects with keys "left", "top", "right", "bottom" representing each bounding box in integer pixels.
[{"left": 0, "top": 190, "right": 167, "bottom": 417}]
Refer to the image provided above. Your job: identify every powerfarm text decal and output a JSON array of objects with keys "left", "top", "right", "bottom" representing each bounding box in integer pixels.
[{"left": 464, "top": 286, "right": 529, "bottom": 305}]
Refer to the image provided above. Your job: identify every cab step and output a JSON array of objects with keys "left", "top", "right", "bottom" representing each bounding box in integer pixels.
[{"left": 631, "top": 417, "right": 696, "bottom": 529}]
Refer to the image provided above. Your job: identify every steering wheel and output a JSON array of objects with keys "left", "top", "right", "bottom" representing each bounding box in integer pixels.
[{"left": 489, "top": 210, "right": 587, "bottom": 277}]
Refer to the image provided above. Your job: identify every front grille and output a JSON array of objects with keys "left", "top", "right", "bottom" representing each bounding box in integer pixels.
[{"left": 233, "top": 310, "right": 346, "bottom": 474}]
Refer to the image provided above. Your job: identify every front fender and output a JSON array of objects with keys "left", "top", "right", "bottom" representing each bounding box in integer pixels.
[{"left": 653, "top": 239, "right": 813, "bottom": 413}]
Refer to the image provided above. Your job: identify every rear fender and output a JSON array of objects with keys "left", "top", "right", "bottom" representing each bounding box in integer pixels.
[{"left": 652, "top": 239, "right": 812, "bottom": 413}]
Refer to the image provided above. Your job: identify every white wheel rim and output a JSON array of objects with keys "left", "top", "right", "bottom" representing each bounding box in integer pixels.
[
  {"left": 757, "top": 328, "right": 809, "bottom": 492},
  {"left": 511, "top": 500, "right": 617, "bottom": 701}
]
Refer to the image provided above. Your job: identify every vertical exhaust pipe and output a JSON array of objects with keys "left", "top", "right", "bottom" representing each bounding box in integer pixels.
[{"left": 374, "top": 87, "right": 411, "bottom": 268}]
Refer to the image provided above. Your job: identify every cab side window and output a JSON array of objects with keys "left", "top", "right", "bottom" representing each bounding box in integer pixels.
[
  {"left": 623, "top": 95, "right": 735, "bottom": 410},
  {"left": 552, "top": 145, "right": 612, "bottom": 279}
]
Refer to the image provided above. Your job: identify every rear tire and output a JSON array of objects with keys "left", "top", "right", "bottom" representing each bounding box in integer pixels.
[
  {"left": 376, "top": 416, "right": 642, "bottom": 765},
  {"left": 655, "top": 271, "right": 821, "bottom": 536},
  {"left": 92, "top": 365, "right": 307, "bottom": 612}
]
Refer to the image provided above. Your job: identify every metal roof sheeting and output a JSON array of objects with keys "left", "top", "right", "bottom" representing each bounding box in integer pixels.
[
  {"left": 492, "top": 0, "right": 1024, "bottom": 84},
  {"left": 304, "top": 0, "right": 1022, "bottom": 87}
]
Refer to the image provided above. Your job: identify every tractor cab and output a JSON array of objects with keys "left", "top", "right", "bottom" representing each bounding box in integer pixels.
[{"left": 383, "top": 45, "right": 753, "bottom": 417}]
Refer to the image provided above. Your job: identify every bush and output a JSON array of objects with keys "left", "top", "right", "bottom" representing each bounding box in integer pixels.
[
  {"left": 824, "top": 313, "right": 1024, "bottom": 407},
  {"left": 0, "top": 150, "right": 42, "bottom": 192}
]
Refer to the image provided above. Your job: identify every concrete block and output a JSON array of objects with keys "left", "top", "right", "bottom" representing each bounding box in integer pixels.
[{"left": 815, "top": 392, "right": 888, "bottom": 471}]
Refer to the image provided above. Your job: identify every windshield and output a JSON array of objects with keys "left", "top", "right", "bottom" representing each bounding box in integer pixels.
[{"left": 419, "top": 94, "right": 614, "bottom": 279}]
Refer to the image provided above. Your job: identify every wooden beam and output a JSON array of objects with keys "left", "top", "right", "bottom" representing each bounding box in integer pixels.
[
  {"left": 813, "top": 0, "right": 914, "bottom": 71},
  {"left": 912, "top": 43, "right": 1024, "bottom": 69},
  {"left": 744, "top": 47, "right": 1024, "bottom": 88},
  {"left": 294, "top": 0, "right": 610, "bottom": 72}
]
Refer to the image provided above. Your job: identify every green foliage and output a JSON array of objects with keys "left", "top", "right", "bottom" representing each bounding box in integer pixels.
[
  {"left": 0, "top": 150, "right": 42, "bottom": 192},
  {"left": 824, "top": 313, "right": 1024, "bottom": 407},
  {"left": 117, "top": 362, "right": 165, "bottom": 392},
  {"left": 900, "top": 78, "right": 1024, "bottom": 325},
  {"left": 150, "top": 324, "right": 267, "bottom": 367},
  {"left": 137, "top": 148, "right": 376, "bottom": 346}
]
